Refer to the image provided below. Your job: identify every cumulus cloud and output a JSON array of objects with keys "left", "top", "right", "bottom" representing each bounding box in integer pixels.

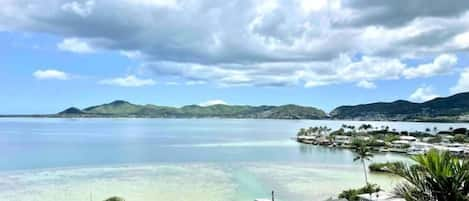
[
  {"left": 2, "top": 1, "right": 469, "bottom": 87},
  {"left": 57, "top": 38, "right": 95, "bottom": 53},
  {"left": 409, "top": 86, "right": 439, "bottom": 102},
  {"left": 356, "top": 80, "right": 376, "bottom": 89},
  {"left": 33, "top": 69, "right": 69, "bottom": 80},
  {"left": 198, "top": 99, "right": 228, "bottom": 107},
  {"left": 61, "top": 0, "right": 95, "bottom": 17},
  {"left": 403, "top": 54, "right": 457, "bottom": 79},
  {"left": 99, "top": 75, "right": 155, "bottom": 87},
  {"left": 450, "top": 68, "right": 469, "bottom": 94},
  {"left": 142, "top": 53, "right": 452, "bottom": 88}
]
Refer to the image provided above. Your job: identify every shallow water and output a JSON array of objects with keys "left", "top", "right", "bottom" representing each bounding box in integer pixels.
[{"left": 0, "top": 118, "right": 467, "bottom": 201}]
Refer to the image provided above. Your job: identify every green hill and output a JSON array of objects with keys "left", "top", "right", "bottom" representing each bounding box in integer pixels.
[
  {"left": 330, "top": 92, "right": 469, "bottom": 122},
  {"left": 58, "top": 101, "right": 327, "bottom": 119}
]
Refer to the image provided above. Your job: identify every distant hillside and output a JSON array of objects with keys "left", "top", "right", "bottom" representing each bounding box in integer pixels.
[
  {"left": 58, "top": 100, "right": 327, "bottom": 119},
  {"left": 330, "top": 92, "right": 469, "bottom": 122}
]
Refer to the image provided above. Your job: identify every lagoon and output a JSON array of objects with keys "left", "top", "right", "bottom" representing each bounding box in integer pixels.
[{"left": 1, "top": 118, "right": 468, "bottom": 201}]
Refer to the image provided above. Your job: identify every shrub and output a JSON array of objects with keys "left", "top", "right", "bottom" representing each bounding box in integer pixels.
[
  {"left": 104, "top": 197, "right": 125, "bottom": 201},
  {"left": 368, "top": 162, "right": 398, "bottom": 173},
  {"left": 427, "top": 135, "right": 442, "bottom": 144},
  {"left": 338, "top": 184, "right": 381, "bottom": 201},
  {"left": 452, "top": 134, "right": 466, "bottom": 143}
]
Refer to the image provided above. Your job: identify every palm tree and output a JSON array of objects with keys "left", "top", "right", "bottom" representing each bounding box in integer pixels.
[
  {"left": 390, "top": 149, "right": 469, "bottom": 201},
  {"left": 297, "top": 128, "right": 307, "bottom": 137},
  {"left": 359, "top": 124, "right": 372, "bottom": 133},
  {"left": 353, "top": 141, "right": 374, "bottom": 185}
]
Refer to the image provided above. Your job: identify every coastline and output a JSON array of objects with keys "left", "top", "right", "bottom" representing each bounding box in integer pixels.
[{"left": 1, "top": 115, "right": 469, "bottom": 123}]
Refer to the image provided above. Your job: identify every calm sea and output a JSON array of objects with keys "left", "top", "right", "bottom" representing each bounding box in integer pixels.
[{"left": 0, "top": 118, "right": 467, "bottom": 201}]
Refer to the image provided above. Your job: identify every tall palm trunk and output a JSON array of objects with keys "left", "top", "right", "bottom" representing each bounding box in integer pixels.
[{"left": 361, "top": 159, "right": 368, "bottom": 185}]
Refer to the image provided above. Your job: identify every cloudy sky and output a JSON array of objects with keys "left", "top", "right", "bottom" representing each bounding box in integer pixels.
[{"left": 1, "top": 0, "right": 469, "bottom": 114}]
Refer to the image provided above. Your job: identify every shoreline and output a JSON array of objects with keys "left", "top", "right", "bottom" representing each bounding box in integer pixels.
[{"left": 1, "top": 115, "right": 469, "bottom": 123}]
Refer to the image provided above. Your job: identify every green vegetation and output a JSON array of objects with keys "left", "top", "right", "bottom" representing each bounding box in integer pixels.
[
  {"left": 338, "top": 184, "right": 381, "bottom": 201},
  {"left": 57, "top": 100, "right": 327, "bottom": 119},
  {"left": 330, "top": 92, "right": 469, "bottom": 122},
  {"left": 390, "top": 149, "right": 469, "bottom": 201},
  {"left": 453, "top": 134, "right": 467, "bottom": 143},
  {"left": 297, "top": 126, "right": 331, "bottom": 136},
  {"left": 8, "top": 92, "right": 469, "bottom": 122},
  {"left": 104, "top": 197, "right": 125, "bottom": 201},
  {"left": 427, "top": 135, "right": 442, "bottom": 143},
  {"left": 352, "top": 141, "right": 374, "bottom": 185},
  {"left": 368, "top": 162, "right": 399, "bottom": 173}
]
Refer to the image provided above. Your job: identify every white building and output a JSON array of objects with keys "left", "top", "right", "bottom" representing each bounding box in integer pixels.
[
  {"left": 391, "top": 140, "right": 411, "bottom": 148},
  {"left": 335, "top": 135, "right": 351, "bottom": 145},
  {"left": 399, "top": 136, "right": 417, "bottom": 142},
  {"left": 408, "top": 142, "right": 433, "bottom": 154}
]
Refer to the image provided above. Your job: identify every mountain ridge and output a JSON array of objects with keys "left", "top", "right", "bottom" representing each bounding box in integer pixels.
[
  {"left": 58, "top": 101, "right": 327, "bottom": 120},
  {"left": 3, "top": 92, "right": 469, "bottom": 122},
  {"left": 330, "top": 92, "right": 469, "bottom": 122}
]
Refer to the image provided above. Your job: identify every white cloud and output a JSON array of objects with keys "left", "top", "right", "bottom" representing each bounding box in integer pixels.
[
  {"left": 409, "top": 86, "right": 439, "bottom": 102},
  {"left": 164, "top": 81, "right": 180, "bottom": 85},
  {"left": 99, "top": 75, "right": 156, "bottom": 87},
  {"left": 61, "top": 0, "right": 95, "bottom": 17},
  {"left": 450, "top": 68, "right": 469, "bottom": 94},
  {"left": 198, "top": 99, "right": 228, "bottom": 107},
  {"left": 120, "top": 50, "right": 145, "bottom": 60},
  {"left": 2, "top": 1, "right": 469, "bottom": 87},
  {"left": 186, "top": 80, "right": 207, "bottom": 85},
  {"left": 403, "top": 54, "right": 457, "bottom": 79},
  {"left": 33, "top": 69, "right": 69, "bottom": 80},
  {"left": 453, "top": 32, "right": 469, "bottom": 49},
  {"left": 144, "top": 54, "right": 456, "bottom": 88},
  {"left": 57, "top": 38, "right": 95, "bottom": 53},
  {"left": 356, "top": 80, "right": 376, "bottom": 89}
]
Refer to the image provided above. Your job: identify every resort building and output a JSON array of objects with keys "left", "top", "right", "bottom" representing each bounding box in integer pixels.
[
  {"left": 391, "top": 140, "right": 410, "bottom": 148},
  {"left": 399, "top": 136, "right": 417, "bottom": 142},
  {"left": 334, "top": 135, "right": 351, "bottom": 145},
  {"left": 433, "top": 145, "right": 465, "bottom": 156},
  {"left": 408, "top": 142, "right": 433, "bottom": 154}
]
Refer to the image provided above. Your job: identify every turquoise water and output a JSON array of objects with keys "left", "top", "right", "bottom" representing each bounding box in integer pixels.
[{"left": 0, "top": 118, "right": 467, "bottom": 201}]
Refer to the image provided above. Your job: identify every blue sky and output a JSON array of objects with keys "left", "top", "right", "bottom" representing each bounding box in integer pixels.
[{"left": 1, "top": 0, "right": 469, "bottom": 114}]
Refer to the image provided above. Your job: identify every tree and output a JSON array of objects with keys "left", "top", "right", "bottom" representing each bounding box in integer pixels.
[
  {"left": 338, "top": 183, "right": 381, "bottom": 201},
  {"left": 427, "top": 135, "right": 442, "bottom": 144},
  {"left": 104, "top": 197, "right": 125, "bottom": 201},
  {"left": 307, "top": 126, "right": 316, "bottom": 135},
  {"left": 297, "top": 128, "right": 307, "bottom": 136},
  {"left": 353, "top": 141, "right": 374, "bottom": 185},
  {"left": 359, "top": 124, "right": 373, "bottom": 133},
  {"left": 453, "top": 134, "right": 466, "bottom": 143},
  {"left": 390, "top": 149, "right": 469, "bottom": 201}
]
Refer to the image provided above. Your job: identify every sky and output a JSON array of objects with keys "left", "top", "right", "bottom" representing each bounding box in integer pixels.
[{"left": 1, "top": 0, "right": 469, "bottom": 114}]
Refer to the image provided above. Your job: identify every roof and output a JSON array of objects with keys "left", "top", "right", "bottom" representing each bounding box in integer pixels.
[
  {"left": 392, "top": 140, "right": 411, "bottom": 144},
  {"left": 335, "top": 135, "right": 351, "bottom": 139},
  {"left": 399, "top": 136, "right": 416, "bottom": 140}
]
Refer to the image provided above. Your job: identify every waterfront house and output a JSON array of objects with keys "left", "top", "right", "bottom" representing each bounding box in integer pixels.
[
  {"left": 408, "top": 142, "right": 433, "bottom": 154},
  {"left": 390, "top": 140, "right": 411, "bottom": 153},
  {"left": 399, "top": 136, "right": 416, "bottom": 142},
  {"left": 433, "top": 145, "right": 465, "bottom": 156},
  {"left": 334, "top": 135, "right": 351, "bottom": 145},
  {"left": 391, "top": 140, "right": 410, "bottom": 148}
]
